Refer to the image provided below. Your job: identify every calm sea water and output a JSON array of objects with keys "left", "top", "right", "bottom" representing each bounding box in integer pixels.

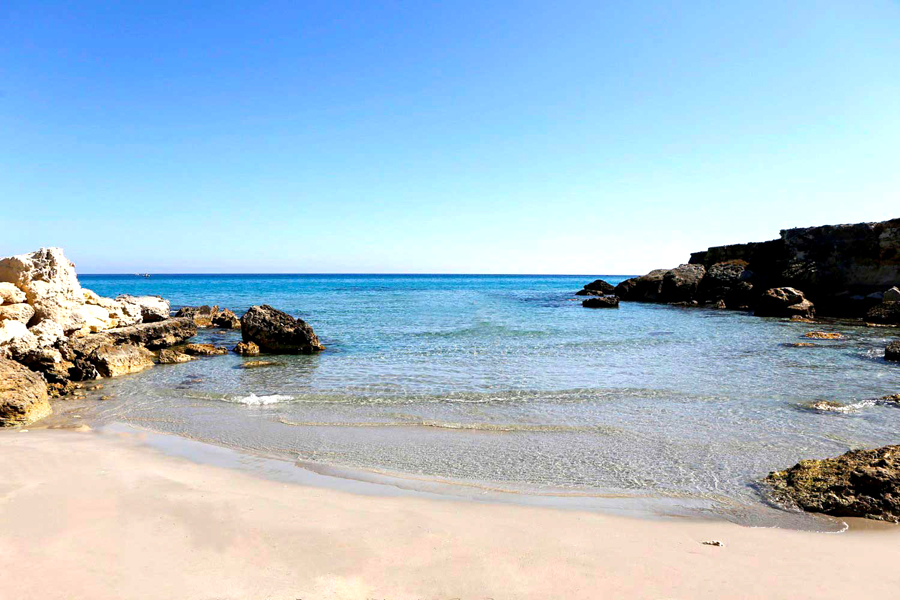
[{"left": 75, "top": 274, "right": 900, "bottom": 527}]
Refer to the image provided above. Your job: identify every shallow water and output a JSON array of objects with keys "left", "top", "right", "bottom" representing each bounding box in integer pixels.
[{"left": 76, "top": 274, "right": 900, "bottom": 529}]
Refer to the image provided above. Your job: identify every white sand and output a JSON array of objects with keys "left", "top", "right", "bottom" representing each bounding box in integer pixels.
[{"left": 1, "top": 428, "right": 897, "bottom": 599}]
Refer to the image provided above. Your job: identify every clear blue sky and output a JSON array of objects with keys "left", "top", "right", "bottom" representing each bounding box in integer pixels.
[{"left": 2, "top": 1, "right": 898, "bottom": 274}]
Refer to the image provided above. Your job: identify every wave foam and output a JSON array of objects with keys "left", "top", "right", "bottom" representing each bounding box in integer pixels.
[{"left": 234, "top": 393, "right": 292, "bottom": 406}]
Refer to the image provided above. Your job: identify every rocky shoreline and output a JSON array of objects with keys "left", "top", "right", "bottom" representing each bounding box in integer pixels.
[{"left": 0, "top": 247, "right": 323, "bottom": 427}]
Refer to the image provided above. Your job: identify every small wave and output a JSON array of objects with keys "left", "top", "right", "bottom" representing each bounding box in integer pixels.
[
  {"left": 233, "top": 393, "right": 292, "bottom": 406},
  {"left": 799, "top": 399, "right": 876, "bottom": 413}
]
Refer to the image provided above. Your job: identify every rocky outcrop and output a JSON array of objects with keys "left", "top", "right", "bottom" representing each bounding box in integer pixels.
[
  {"left": 885, "top": 287, "right": 900, "bottom": 303},
  {"left": 96, "top": 318, "right": 197, "bottom": 350},
  {"left": 175, "top": 305, "right": 219, "bottom": 327},
  {"left": 765, "top": 445, "right": 900, "bottom": 523},
  {"left": 0, "top": 303, "right": 35, "bottom": 324},
  {"left": 0, "top": 357, "right": 52, "bottom": 426},
  {"left": 867, "top": 302, "right": 900, "bottom": 325},
  {"left": 887, "top": 342, "right": 900, "bottom": 362},
  {"left": 575, "top": 279, "right": 615, "bottom": 296},
  {"left": 116, "top": 295, "right": 169, "bottom": 323},
  {"left": 212, "top": 308, "right": 240, "bottom": 329},
  {"left": 660, "top": 264, "right": 706, "bottom": 303},
  {"left": 158, "top": 348, "right": 196, "bottom": 364},
  {"left": 0, "top": 282, "right": 26, "bottom": 305},
  {"left": 233, "top": 341, "right": 260, "bottom": 355},
  {"left": 582, "top": 296, "right": 619, "bottom": 308},
  {"left": 181, "top": 343, "right": 228, "bottom": 356},
  {"left": 615, "top": 269, "right": 667, "bottom": 302},
  {"left": 88, "top": 343, "right": 155, "bottom": 377},
  {"left": 697, "top": 261, "right": 755, "bottom": 307},
  {"left": 754, "top": 288, "right": 815, "bottom": 318},
  {"left": 240, "top": 305, "right": 324, "bottom": 354},
  {"left": 0, "top": 248, "right": 85, "bottom": 332}
]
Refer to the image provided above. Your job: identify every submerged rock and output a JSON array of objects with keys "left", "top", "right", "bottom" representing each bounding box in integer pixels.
[
  {"left": 239, "top": 360, "right": 282, "bottom": 369},
  {"left": 180, "top": 343, "right": 228, "bottom": 356},
  {"left": 804, "top": 331, "right": 843, "bottom": 340},
  {"left": 233, "top": 341, "right": 260, "bottom": 355},
  {"left": 886, "top": 342, "right": 900, "bottom": 362},
  {"left": 755, "top": 287, "right": 815, "bottom": 318},
  {"left": 240, "top": 305, "right": 324, "bottom": 354},
  {"left": 765, "top": 445, "right": 900, "bottom": 523},
  {"left": 582, "top": 296, "right": 619, "bottom": 308},
  {"left": 157, "top": 348, "right": 196, "bottom": 364},
  {"left": 0, "top": 357, "right": 51, "bottom": 426}
]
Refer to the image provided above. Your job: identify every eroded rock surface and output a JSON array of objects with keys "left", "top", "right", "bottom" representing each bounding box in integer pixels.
[
  {"left": 240, "top": 305, "right": 324, "bottom": 354},
  {"left": 755, "top": 287, "right": 815, "bottom": 318},
  {"left": 0, "top": 357, "right": 51, "bottom": 426}
]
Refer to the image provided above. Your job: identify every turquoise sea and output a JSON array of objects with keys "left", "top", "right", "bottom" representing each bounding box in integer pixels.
[{"left": 75, "top": 274, "right": 900, "bottom": 528}]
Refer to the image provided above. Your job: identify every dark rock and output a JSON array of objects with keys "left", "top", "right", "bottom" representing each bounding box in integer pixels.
[
  {"left": 211, "top": 308, "right": 240, "bottom": 329},
  {"left": 755, "top": 287, "right": 815, "bottom": 318},
  {"left": 240, "top": 305, "right": 324, "bottom": 354},
  {"left": 0, "top": 357, "right": 51, "bottom": 426},
  {"left": 180, "top": 343, "right": 228, "bottom": 356},
  {"left": 233, "top": 341, "right": 260, "bottom": 355},
  {"left": 866, "top": 302, "right": 900, "bottom": 325},
  {"left": 615, "top": 269, "right": 668, "bottom": 302},
  {"left": 765, "top": 445, "right": 900, "bottom": 523},
  {"left": 886, "top": 342, "right": 900, "bottom": 362},
  {"left": 580, "top": 279, "right": 615, "bottom": 295},
  {"left": 175, "top": 305, "right": 219, "bottom": 327},
  {"left": 582, "top": 296, "right": 619, "bottom": 308},
  {"left": 698, "top": 261, "right": 755, "bottom": 306},
  {"left": 660, "top": 264, "right": 706, "bottom": 303}
]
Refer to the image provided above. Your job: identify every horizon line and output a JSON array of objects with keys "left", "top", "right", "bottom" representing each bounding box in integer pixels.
[{"left": 80, "top": 272, "right": 635, "bottom": 277}]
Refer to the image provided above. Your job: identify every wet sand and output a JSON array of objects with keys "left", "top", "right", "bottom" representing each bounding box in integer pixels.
[{"left": 1, "top": 427, "right": 897, "bottom": 600}]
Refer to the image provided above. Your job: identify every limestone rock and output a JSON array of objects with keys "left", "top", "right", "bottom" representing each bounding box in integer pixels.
[
  {"left": 765, "top": 445, "right": 900, "bottom": 523},
  {"left": 158, "top": 348, "right": 196, "bottom": 364},
  {"left": 175, "top": 305, "right": 219, "bottom": 327},
  {"left": 180, "top": 343, "right": 228, "bottom": 356},
  {"left": 84, "top": 291, "right": 143, "bottom": 327},
  {"left": 78, "top": 304, "right": 115, "bottom": 334},
  {"left": 0, "top": 320, "right": 37, "bottom": 359},
  {"left": 0, "top": 247, "right": 85, "bottom": 332},
  {"left": 885, "top": 287, "right": 900, "bottom": 303},
  {"left": 886, "top": 342, "right": 900, "bottom": 362},
  {"left": 755, "top": 287, "right": 815, "bottom": 318},
  {"left": 211, "top": 308, "right": 241, "bottom": 329},
  {"left": 0, "top": 357, "right": 51, "bottom": 426},
  {"left": 101, "top": 317, "right": 197, "bottom": 350},
  {"left": 240, "top": 305, "right": 324, "bottom": 354},
  {"left": 89, "top": 343, "right": 155, "bottom": 377},
  {"left": 117, "top": 295, "right": 170, "bottom": 323},
  {"left": 233, "top": 341, "right": 260, "bottom": 355},
  {"left": 0, "top": 282, "right": 26, "bottom": 305},
  {"left": 582, "top": 296, "right": 619, "bottom": 308},
  {"left": 239, "top": 360, "right": 281, "bottom": 369},
  {"left": 0, "top": 303, "right": 35, "bottom": 324}
]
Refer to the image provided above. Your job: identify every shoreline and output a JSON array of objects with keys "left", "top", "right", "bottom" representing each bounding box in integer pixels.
[{"left": 1, "top": 426, "right": 898, "bottom": 600}]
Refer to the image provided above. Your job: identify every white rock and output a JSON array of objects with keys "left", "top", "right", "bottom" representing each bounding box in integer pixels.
[
  {"left": 885, "top": 287, "right": 900, "bottom": 303},
  {"left": 29, "top": 320, "right": 64, "bottom": 348},
  {"left": 0, "top": 320, "right": 38, "bottom": 359},
  {"left": 82, "top": 288, "right": 102, "bottom": 305},
  {"left": 0, "top": 303, "right": 35, "bottom": 325},
  {"left": 116, "top": 295, "right": 170, "bottom": 323},
  {"left": 0, "top": 282, "right": 26, "bottom": 305},
  {"left": 78, "top": 304, "right": 115, "bottom": 334},
  {"left": 83, "top": 288, "right": 143, "bottom": 327},
  {"left": 0, "top": 248, "right": 85, "bottom": 333}
]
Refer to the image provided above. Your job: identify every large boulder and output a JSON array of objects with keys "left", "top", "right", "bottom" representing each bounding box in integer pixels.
[
  {"left": 88, "top": 343, "right": 155, "bottom": 377},
  {"left": 240, "top": 305, "right": 324, "bottom": 354},
  {"left": 211, "top": 308, "right": 240, "bottom": 329},
  {"left": 866, "top": 302, "right": 900, "bottom": 325},
  {"left": 83, "top": 290, "right": 143, "bottom": 328},
  {"left": 0, "top": 282, "right": 26, "bottom": 305},
  {"left": 765, "top": 445, "right": 900, "bottom": 523},
  {"left": 887, "top": 342, "right": 900, "bottom": 362},
  {"left": 0, "top": 303, "right": 35, "bottom": 324},
  {"left": 582, "top": 296, "right": 619, "bottom": 308},
  {"left": 576, "top": 279, "right": 616, "bottom": 296},
  {"left": 117, "top": 295, "right": 170, "bottom": 323},
  {"left": 92, "top": 318, "right": 197, "bottom": 350},
  {"left": 660, "top": 264, "right": 706, "bottom": 303},
  {"left": 698, "top": 261, "right": 755, "bottom": 307},
  {"left": 754, "top": 287, "right": 815, "bottom": 318},
  {"left": 0, "top": 247, "right": 85, "bottom": 332},
  {"left": 0, "top": 357, "right": 51, "bottom": 426},
  {"left": 614, "top": 269, "right": 668, "bottom": 302},
  {"left": 175, "top": 305, "right": 219, "bottom": 327}
]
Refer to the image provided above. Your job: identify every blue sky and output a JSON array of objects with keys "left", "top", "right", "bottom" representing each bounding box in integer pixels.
[{"left": 2, "top": 1, "right": 898, "bottom": 274}]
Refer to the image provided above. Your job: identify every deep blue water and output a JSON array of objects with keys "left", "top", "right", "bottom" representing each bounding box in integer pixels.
[{"left": 74, "top": 274, "right": 900, "bottom": 527}]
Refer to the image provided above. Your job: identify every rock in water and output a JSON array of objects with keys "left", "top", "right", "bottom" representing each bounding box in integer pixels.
[
  {"left": 765, "top": 445, "right": 900, "bottom": 523},
  {"left": 754, "top": 287, "right": 815, "bottom": 318},
  {"left": 0, "top": 357, "right": 51, "bottom": 426},
  {"left": 576, "top": 279, "right": 616, "bottom": 296},
  {"left": 887, "top": 342, "right": 900, "bottom": 362},
  {"left": 867, "top": 302, "right": 900, "bottom": 325},
  {"left": 660, "top": 264, "right": 706, "bottom": 303},
  {"left": 615, "top": 269, "right": 668, "bottom": 301},
  {"left": 88, "top": 343, "right": 155, "bottom": 377},
  {"left": 211, "top": 308, "right": 240, "bottom": 329},
  {"left": 116, "top": 295, "right": 170, "bottom": 323},
  {"left": 233, "top": 341, "right": 260, "bottom": 355},
  {"left": 158, "top": 348, "right": 196, "bottom": 364},
  {"left": 0, "top": 247, "right": 85, "bottom": 332},
  {"left": 175, "top": 305, "right": 219, "bottom": 327},
  {"left": 180, "top": 343, "right": 228, "bottom": 356},
  {"left": 240, "top": 305, "right": 324, "bottom": 354},
  {"left": 582, "top": 296, "right": 619, "bottom": 308}
]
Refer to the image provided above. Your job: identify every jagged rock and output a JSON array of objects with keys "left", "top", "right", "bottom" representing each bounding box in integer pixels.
[
  {"left": 886, "top": 287, "right": 900, "bottom": 303},
  {"left": 582, "top": 296, "right": 619, "bottom": 308},
  {"left": 233, "top": 341, "right": 259, "bottom": 355},
  {"left": 755, "top": 287, "right": 815, "bottom": 318},
  {"left": 117, "top": 295, "right": 170, "bottom": 323},
  {"left": 240, "top": 305, "right": 324, "bottom": 354},
  {"left": 77, "top": 304, "right": 115, "bottom": 334},
  {"left": 660, "top": 264, "right": 706, "bottom": 303},
  {"left": 867, "top": 302, "right": 900, "bottom": 325},
  {"left": 698, "top": 261, "right": 755, "bottom": 305},
  {"left": 88, "top": 343, "right": 155, "bottom": 377},
  {"left": 212, "top": 308, "right": 240, "bottom": 329},
  {"left": 101, "top": 318, "right": 197, "bottom": 350},
  {"left": 0, "top": 357, "right": 51, "bottom": 426},
  {"left": 175, "top": 305, "right": 219, "bottom": 327},
  {"left": 615, "top": 269, "right": 668, "bottom": 302},
  {"left": 0, "top": 282, "right": 26, "bottom": 305},
  {"left": 576, "top": 279, "right": 616, "bottom": 296},
  {"left": 83, "top": 291, "right": 143, "bottom": 327},
  {"left": 886, "top": 342, "right": 900, "bottom": 362},
  {"left": 0, "top": 247, "right": 85, "bottom": 332},
  {"left": 158, "top": 348, "right": 196, "bottom": 364},
  {"left": 180, "top": 343, "right": 228, "bottom": 356},
  {"left": 765, "top": 445, "right": 900, "bottom": 523},
  {"left": 0, "top": 303, "right": 35, "bottom": 324}
]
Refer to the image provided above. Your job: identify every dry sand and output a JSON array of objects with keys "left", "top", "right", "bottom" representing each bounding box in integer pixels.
[{"left": 1, "top": 427, "right": 898, "bottom": 600}]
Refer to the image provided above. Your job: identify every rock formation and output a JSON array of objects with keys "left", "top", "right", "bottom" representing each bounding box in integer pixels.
[
  {"left": 765, "top": 445, "right": 900, "bottom": 523},
  {"left": 212, "top": 308, "right": 240, "bottom": 329},
  {"left": 0, "top": 357, "right": 52, "bottom": 426},
  {"left": 582, "top": 296, "right": 619, "bottom": 308},
  {"left": 886, "top": 342, "right": 900, "bottom": 362},
  {"left": 175, "top": 305, "right": 220, "bottom": 327},
  {"left": 233, "top": 341, "right": 260, "bottom": 355},
  {"left": 240, "top": 305, "right": 324, "bottom": 354},
  {"left": 754, "top": 288, "right": 815, "bottom": 318},
  {"left": 575, "top": 279, "right": 615, "bottom": 296}
]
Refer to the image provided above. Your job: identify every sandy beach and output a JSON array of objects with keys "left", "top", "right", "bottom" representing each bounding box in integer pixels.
[{"left": 0, "top": 427, "right": 897, "bottom": 600}]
